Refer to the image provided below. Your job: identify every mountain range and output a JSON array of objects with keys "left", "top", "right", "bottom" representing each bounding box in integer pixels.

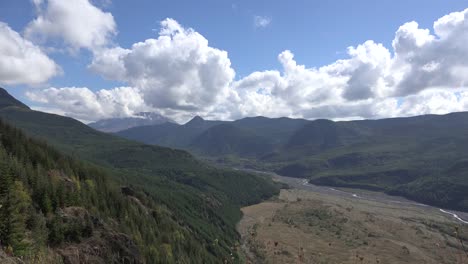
[
  {"left": 117, "top": 111, "right": 468, "bottom": 212},
  {"left": 88, "top": 112, "right": 175, "bottom": 133},
  {"left": 1, "top": 86, "right": 468, "bottom": 262}
]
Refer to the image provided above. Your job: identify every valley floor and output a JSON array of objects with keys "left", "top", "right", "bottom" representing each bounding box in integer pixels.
[{"left": 238, "top": 175, "right": 468, "bottom": 264}]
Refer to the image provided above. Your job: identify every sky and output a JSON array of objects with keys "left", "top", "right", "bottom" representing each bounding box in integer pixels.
[{"left": 1, "top": 0, "right": 468, "bottom": 123}]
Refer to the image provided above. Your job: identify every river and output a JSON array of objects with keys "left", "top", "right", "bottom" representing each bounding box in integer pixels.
[{"left": 272, "top": 174, "right": 468, "bottom": 225}]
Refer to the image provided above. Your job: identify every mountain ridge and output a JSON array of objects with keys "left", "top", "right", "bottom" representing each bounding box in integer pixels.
[
  {"left": 89, "top": 111, "right": 175, "bottom": 133},
  {"left": 0, "top": 87, "right": 30, "bottom": 109},
  {"left": 117, "top": 110, "right": 468, "bottom": 212}
]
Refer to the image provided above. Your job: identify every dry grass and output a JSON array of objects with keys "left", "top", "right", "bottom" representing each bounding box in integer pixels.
[{"left": 238, "top": 189, "right": 468, "bottom": 264}]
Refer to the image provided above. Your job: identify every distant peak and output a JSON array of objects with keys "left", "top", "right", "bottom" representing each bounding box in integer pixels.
[
  {"left": 88, "top": 111, "right": 175, "bottom": 133},
  {"left": 187, "top": 115, "right": 204, "bottom": 123},
  {"left": 245, "top": 116, "right": 268, "bottom": 120},
  {"left": 134, "top": 112, "right": 174, "bottom": 121},
  {"left": 0, "top": 87, "right": 30, "bottom": 110}
]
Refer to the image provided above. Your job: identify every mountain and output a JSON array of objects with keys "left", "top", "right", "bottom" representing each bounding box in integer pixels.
[
  {"left": 0, "top": 87, "right": 280, "bottom": 262},
  {"left": 190, "top": 124, "right": 275, "bottom": 157},
  {"left": 117, "top": 115, "right": 308, "bottom": 155},
  {"left": 88, "top": 112, "right": 175, "bottom": 132},
  {"left": 118, "top": 115, "right": 224, "bottom": 148},
  {"left": 285, "top": 119, "right": 364, "bottom": 152},
  {"left": 231, "top": 116, "right": 309, "bottom": 144},
  {"left": 117, "top": 107, "right": 468, "bottom": 212},
  {"left": 0, "top": 88, "right": 29, "bottom": 109}
]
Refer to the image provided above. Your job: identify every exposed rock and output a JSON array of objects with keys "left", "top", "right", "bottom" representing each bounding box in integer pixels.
[
  {"left": 128, "top": 196, "right": 149, "bottom": 215},
  {"left": 55, "top": 207, "right": 143, "bottom": 264},
  {"left": 47, "top": 170, "right": 76, "bottom": 190},
  {"left": 121, "top": 186, "right": 136, "bottom": 196},
  {"left": 57, "top": 231, "right": 142, "bottom": 264},
  {"left": 0, "top": 248, "right": 22, "bottom": 264},
  {"left": 60, "top": 207, "right": 90, "bottom": 219},
  {"left": 202, "top": 194, "right": 222, "bottom": 209}
]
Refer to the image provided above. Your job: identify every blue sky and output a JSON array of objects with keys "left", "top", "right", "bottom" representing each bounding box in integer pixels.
[
  {"left": 1, "top": 0, "right": 468, "bottom": 122},
  {"left": 4, "top": 0, "right": 467, "bottom": 78}
]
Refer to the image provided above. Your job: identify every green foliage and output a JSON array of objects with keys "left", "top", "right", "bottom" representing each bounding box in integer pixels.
[
  {"left": 0, "top": 179, "right": 32, "bottom": 256},
  {"left": 0, "top": 119, "right": 234, "bottom": 261}
]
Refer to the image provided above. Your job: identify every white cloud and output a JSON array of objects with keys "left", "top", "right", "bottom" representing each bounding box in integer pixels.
[
  {"left": 254, "top": 16, "right": 271, "bottom": 28},
  {"left": 26, "top": 86, "right": 148, "bottom": 121},
  {"left": 227, "top": 43, "right": 389, "bottom": 120},
  {"left": 227, "top": 8, "right": 468, "bottom": 120},
  {"left": 29, "top": 9, "right": 468, "bottom": 122},
  {"left": 394, "top": 89, "right": 468, "bottom": 117},
  {"left": 25, "top": 0, "right": 116, "bottom": 52},
  {"left": 89, "top": 18, "right": 235, "bottom": 112},
  {"left": 0, "top": 22, "right": 59, "bottom": 86},
  {"left": 392, "top": 9, "right": 468, "bottom": 96}
]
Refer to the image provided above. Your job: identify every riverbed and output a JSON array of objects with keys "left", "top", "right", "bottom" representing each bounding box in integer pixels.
[{"left": 238, "top": 174, "right": 468, "bottom": 263}]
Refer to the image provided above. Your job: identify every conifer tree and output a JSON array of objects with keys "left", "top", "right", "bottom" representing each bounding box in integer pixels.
[
  {"left": 0, "top": 160, "right": 12, "bottom": 246},
  {"left": 5, "top": 181, "right": 32, "bottom": 256}
]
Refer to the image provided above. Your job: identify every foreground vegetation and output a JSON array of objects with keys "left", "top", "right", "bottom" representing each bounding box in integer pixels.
[{"left": 1, "top": 119, "right": 253, "bottom": 262}]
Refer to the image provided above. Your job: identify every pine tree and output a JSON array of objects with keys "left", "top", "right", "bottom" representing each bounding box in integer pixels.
[
  {"left": 4, "top": 181, "right": 32, "bottom": 256},
  {"left": 28, "top": 210, "right": 48, "bottom": 253},
  {"left": 0, "top": 160, "right": 12, "bottom": 246}
]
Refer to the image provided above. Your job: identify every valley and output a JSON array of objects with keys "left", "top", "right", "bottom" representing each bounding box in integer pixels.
[
  {"left": 2, "top": 86, "right": 468, "bottom": 263},
  {"left": 238, "top": 174, "right": 468, "bottom": 264},
  {"left": 2, "top": 2, "right": 468, "bottom": 263},
  {"left": 117, "top": 113, "right": 468, "bottom": 213}
]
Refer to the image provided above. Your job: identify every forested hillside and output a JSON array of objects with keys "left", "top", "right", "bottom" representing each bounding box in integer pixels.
[
  {"left": 0, "top": 89, "right": 280, "bottom": 263},
  {"left": 0, "top": 119, "right": 191, "bottom": 262}
]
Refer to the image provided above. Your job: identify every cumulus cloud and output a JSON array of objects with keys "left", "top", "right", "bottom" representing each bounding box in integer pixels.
[
  {"left": 0, "top": 22, "right": 59, "bottom": 85},
  {"left": 25, "top": 0, "right": 116, "bottom": 51},
  {"left": 228, "top": 8, "right": 468, "bottom": 120},
  {"left": 26, "top": 86, "right": 148, "bottom": 121},
  {"left": 391, "top": 10, "right": 468, "bottom": 96},
  {"left": 89, "top": 18, "right": 235, "bottom": 112},
  {"left": 228, "top": 43, "right": 390, "bottom": 120},
  {"left": 254, "top": 16, "right": 271, "bottom": 28},
  {"left": 29, "top": 9, "right": 468, "bottom": 122},
  {"left": 395, "top": 89, "right": 468, "bottom": 117}
]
